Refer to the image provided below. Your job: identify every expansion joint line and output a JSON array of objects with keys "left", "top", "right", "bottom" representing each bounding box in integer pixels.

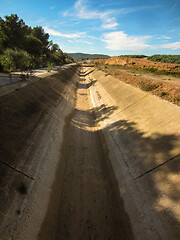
[
  {"left": 119, "top": 95, "right": 148, "bottom": 114},
  {"left": 135, "top": 153, "right": 180, "bottom": 180},
  {"left": 0, "top": 160, "right": 34, "bottom": 180}
]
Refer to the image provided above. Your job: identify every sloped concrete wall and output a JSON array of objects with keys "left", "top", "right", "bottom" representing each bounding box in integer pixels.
[
  {"left": 0, "top": 64, "right": 80, "bottom": 239},
  {"left": 88, "top": 69, "right": 180, "bottom": 240}
]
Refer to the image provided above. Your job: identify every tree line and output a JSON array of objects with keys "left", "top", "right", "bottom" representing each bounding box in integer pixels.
[
  {"left": 118, "top": 54, "right": 180, "bottom": 64},
  {"left": 147, "top": 55, "right": 180, "bottom": 64},
  {"left": 0, "top": 14, "right": 74, "bottom": 72},
  {"left": 119, "top": 55, "right": 147, "bottom": 58}
]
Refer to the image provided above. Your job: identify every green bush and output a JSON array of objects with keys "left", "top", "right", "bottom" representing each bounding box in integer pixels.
[
  {"left": 119, "top": 55, "right": 147, "bottom": 58},
  {"left": 0, "top": 48, "right": 33, "bottom": 72},
  {"left": 160, "top": 92, "right": 167, "bottom": 97},
  {"left": 94, "top": 61, "right": 99, "bottom": 67},
  {"left": 147, "top": 55, "right": 180, "bottom": 64}
]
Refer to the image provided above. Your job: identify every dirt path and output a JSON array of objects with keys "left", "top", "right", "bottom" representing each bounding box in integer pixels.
[{"left": 38, "top": 69, "right": 134, "bottom": 240}]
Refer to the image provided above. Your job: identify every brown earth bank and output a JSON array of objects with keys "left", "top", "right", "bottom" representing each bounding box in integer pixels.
[
  {"left": 95, "top": 64, "right": 180, "bottom": 106},
  {"left": 97, "top": 56, "right": 180, "bottom": 72}
]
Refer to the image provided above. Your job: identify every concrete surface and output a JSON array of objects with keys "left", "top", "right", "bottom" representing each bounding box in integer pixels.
[
  {"left": 1, "top": 65, "right": 180, "bottom": 240},
  {"left": 87, "top": 68, "right": 180, "bottom": 239}
]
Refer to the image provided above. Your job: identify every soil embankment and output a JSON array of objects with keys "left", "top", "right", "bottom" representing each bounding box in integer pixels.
[
  {"left": 96, "top": 64, "right": 180, "bottom": 106},
  {"left": 98, "top": 56, "right": 180, "bottom": 72}
]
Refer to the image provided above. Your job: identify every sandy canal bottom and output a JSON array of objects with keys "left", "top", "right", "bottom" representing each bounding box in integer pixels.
[{"left": 38, "top": 69, "right": 134, "bottom": 240}]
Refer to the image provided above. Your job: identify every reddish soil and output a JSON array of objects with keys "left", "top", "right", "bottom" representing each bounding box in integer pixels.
[
  {"left": 97, "top": 56, "right": 180, "bottom": 72},
  {"left": 96, "top": 63, "right": 180, "bottom": 106}
]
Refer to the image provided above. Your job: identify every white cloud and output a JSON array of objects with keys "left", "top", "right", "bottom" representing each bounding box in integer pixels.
[
  {"left": 102, "top": 22, "right": 118, "bottom": 30},
  {"left": 81, "top": 40, "right": 92, "bottom": 44},
  {"left": 68, "top": 39, "right": 92, "bottom": 45},
  {"left": 74, "top": 0, "right": 99, "bottom": 19},
  {"left": 101, "top": 17, "right": 118, "bottom": 30},
  {"left": 73, "top": 0, "right": 118, "bottom": 30},
  {"left": 44, "top": 27, "right": 84, "bottom": 38},
  {"left": 66, "top": 1, "right": 159, "bottom": 30},
  {"left": 161, "top": 42, "right": 180, "bottom": 50},
  {"left": 103, "top": 31, "right": 150, "bottom": 51},
  {"left": 155, "top": 35, "right": 171, "bottom": 40}
]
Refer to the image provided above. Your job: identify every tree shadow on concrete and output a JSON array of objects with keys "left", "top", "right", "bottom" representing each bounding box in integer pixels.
[
  {"left": 71, "top": 105, "right": 180, "bottom": 238},
  {"left": 39, "top": 104, "right": 135, "bottom": 240},
  {"left": 78, "top": 80, "right": 97, "bottom": 89},
  {"left": 79, "top": 69, "right": 94, "bottom": 77},
  {"left": 91, "top": 104, "right": 118, "bottom": 123},
  {"left": 105, "top": 118, "right": 180, "bottom": 239}
]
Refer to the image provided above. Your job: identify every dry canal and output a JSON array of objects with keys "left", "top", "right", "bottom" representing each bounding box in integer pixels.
[{"left": 0, "top": 64, "right": 179, "bottom": 240}]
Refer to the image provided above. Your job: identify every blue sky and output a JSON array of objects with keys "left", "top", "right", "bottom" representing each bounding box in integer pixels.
[{"left": 0, "top": 0, "right": 180, "bottom": 56}]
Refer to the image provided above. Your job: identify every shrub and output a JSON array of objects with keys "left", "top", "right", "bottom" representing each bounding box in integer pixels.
[
  {"left": 147, "top": 55, "right": 180, "bottom": 64},
  {"left": 119, "top": 55, "right": 147, "bottom": 58},
  {"left": 94, "top": 61, "right": 99, "bottom": 67},
  {"left": 47, "top": 62, "right": 55, "bottom": 72},
  {"left": 0, "top": 48, "right": 33, "bottom": 72},
  {"left": 160, "top": 92, "right": 167, "bottom": 97},
  {"left": 174, "top": 96, "right": 180, "bottom": 102},
  {"left": 139, "top": 82, "right": 159, "bottom": 91}
]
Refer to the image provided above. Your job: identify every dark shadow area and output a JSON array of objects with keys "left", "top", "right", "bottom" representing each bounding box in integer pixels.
[
  {"left": 91, "top": 104, "right": 118, "bottom": 123},
  {"left": 67, "top": 65, "right": 80, "bottom": 75},
  {"left": 39, "top": 105, "right": 135, "bottom": 240},
  {"left": 78, "top": 80, "right": 97, "bottom": 89},
  {"left": 0, "top": 67, "right": 79, "bottom": 238},
  {"left": 71, "top": 105, "right": 180, "bottom": 238},
  {"left": 68, "top": 96, "right": 180, "bottom": 237},
  {"left": 107, "top": 119, "right": 179, "bottom": 174},
  {"left": 81, "top": 64, "right": 94, "bottom": 67},
  {"left": 77, "top": 93, "right": 87, "bottom": 96},
  {"left": 79, "top": 69, "right": 94, "bottom": 77},
  {"left": 106, "top": 118, "right": 180, "bottom": 238}
]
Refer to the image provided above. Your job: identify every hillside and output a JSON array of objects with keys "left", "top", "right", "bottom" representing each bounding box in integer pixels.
[
  {"left": 97, "top": 56, "right": 180, "bottom": 72},
  {"left": 67, "top": 52, "right": 110, "bottom": 61}
]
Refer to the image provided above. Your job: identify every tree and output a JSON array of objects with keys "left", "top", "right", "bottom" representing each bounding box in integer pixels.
[
  {"left": 0, "top": 14, "right": 29, "bottom": 49},
  {"left": 0, "top": 14, "right": 69, "bottom": 71},
  {"left": 0, "top": 48, "right": 33, "bottom": 72},
  {"left": 31, "top": 26, "right": 49, "bottom": 47},
  {"left": 50, "top": 49, "right": 66, "bottom": 66},
  {"left": 51, "top": 43, "right": 60, "bottom": 53},
  {"left": 25, "top": 35, "right": 43, "bottom": 56}
]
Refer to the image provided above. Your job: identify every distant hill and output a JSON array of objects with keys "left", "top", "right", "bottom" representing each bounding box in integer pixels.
[{"left": 66, "top": 53, "right": 110, "bottom": 61}]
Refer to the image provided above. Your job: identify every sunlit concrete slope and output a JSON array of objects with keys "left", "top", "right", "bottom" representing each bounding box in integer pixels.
[{"left": 88, "top": 68, "right": 180, "bottom": 240}]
